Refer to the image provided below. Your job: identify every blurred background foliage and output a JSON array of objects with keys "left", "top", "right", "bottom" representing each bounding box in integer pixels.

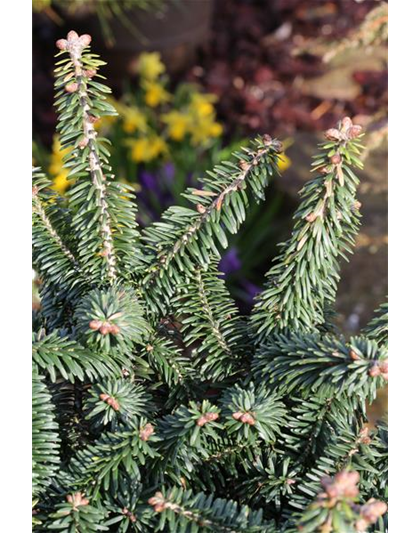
[{"left": 33, "top": 0, "right": 387, "bottom": 342}]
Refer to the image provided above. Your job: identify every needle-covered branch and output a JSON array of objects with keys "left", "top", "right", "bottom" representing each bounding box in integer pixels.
[
  {"left": 139, "top": 135, "right": 282, "bottom": 311},
  {"left": 252, "top": 332, "right": 387, "bottom": 401},
  {"left": 173, "top": 261, "right": 247, "bottom": 382},
  {"left": 54, "top": 31, "right": 141, "bottom": 284},
  {"left": 252, "top": 118, "right": 364, "bottom": 340},
  {"left": 32, "top": 167, "right": 85, "bottom": 297}
]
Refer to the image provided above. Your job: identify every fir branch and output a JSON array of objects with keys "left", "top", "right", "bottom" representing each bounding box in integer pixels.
[
  {"left": 174, "top": 261, "right": 247, "bottom": 381},
  {"left": 252, "top": 333, "right": 387, "bottom": 401},
  {"left": 69, "top": 419, "right": 160, "bottom": 498},
  {"left": 85, "top": 379, "right": 153, "bottom": 430},
  {"left": 147, "top": 487, "right": 277, "bottom": 532},
  {"left": 157, "top": 400, "right": 222, "bottom": 462},
  {"left": 137, "top": 333, "right": 195, "bottom": 387},
  {"left": 220, "top": 383, "right": 287, "bottom": 444},
  {"left": 73, "top": 285, "right": 152, "bottom": 357},
  {"left": 139, "top": 135, "right": 281, "bottom": 311},
  {"left": 236, "top": 453, "right": 299, "bottom": 511},
  {"left": 33, "top": 30, "right": 389, "bottom": 531},
  {"left": 33, "top": 369, "right": 61, "bottom": 497},
  {"left": 362, "top": 301, "right": 388, "bottom": 348},
  {"left": 252, "top": 118, "right": 364, "bottom": 339},
  {"left": 54, "top": 31, "right": 141, "bottom": 284},
  {"left": 47, "top": 492, "right": 109, "bottom": 532},
  {"left": 32, "top": 167, "right": 85, "bottom": 295},
  {"left": 283, "top": 423, "right": 383, "bottom": 517},
  {"left": 295, "top": 470, "right": 387, "bottom": 533},
  {"left": 32, "top": 330, "right": 124, "bottom": 383}
]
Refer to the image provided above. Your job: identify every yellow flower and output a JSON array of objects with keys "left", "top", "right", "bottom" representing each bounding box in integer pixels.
[
  {"left": 130, "top": 136, "right": 168, "bottom": 163},
  {"left": 277, "top": 153, "right": 292, "bottom": 173},
  {"left": 144, "top": 82, "right": 171, "bottom": 108},
  {"left": 275, "top": 138, "right": 294, "bottom": 173},
  {"left": 183, "top": 92, "right": 222, "bottom": 146},
  {"left": 189, "top": 116, "right": 223, "bottom": 146},
  {"left": 52, "top": 173, "right": 70, "bottom": 195},
  {"left": 189, "top": 93, "right": 218, "bottom": 118},
  {"left": 49, "top": 135, "right": 72, "bottom": 194},
  {"left": 162, "top": 111, "right": 190, "bottom": 141},
  {"left": 137, "top": 52, "right": 165, "bottom": 81},
  {"left": 122, "top": 108, "right": 148, "bottom": 134},
  {"left": 208, "top": 122, "right": 223, "bottom": 137}
]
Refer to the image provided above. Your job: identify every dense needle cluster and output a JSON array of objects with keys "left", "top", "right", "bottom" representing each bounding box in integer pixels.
[{"left": 32, "top": 31, "right": 388, "bottom": 532}]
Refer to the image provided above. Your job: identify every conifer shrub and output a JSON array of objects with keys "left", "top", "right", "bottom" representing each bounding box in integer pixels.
[{"left": 32, "top": 31, "right": 388, "bottom": 532}]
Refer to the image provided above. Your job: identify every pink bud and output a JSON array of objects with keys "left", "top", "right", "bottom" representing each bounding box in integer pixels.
[
  {"left": 67, "top": 30, "right": 79, "bottom": 42},
  {"left": 325, "top": 128, "right": 342, "bottom": 141},
  {"left": 79, "top": 34, "right": 92, "bottom": 48},
  {"left": 140, "top": 423, "right": 154, "bottom": 441},
  {"left": 347, "top": 125, "right": 363, "bottom": 139},
  {"left": 369, "top": 363, "right": 381, "bottom": 378},
  {"left": 100, "top": 322, "right": 112, "bottom": 335},
  {"left": 330, "top": 153, "right": 342, "bottom": 165},
  {"left": 56, "top": 39, "right": 68, "bottom": 51},
  {"left": 341, "top": 117, "right": 353, "bottom": 131},
  {"left": 78, "top": 137, "right": 89, "bottom": 149},
  {"left": 89, "top": 319, "right": 102, "bottom": 331},
  {"left": 196, "top": 416, "right": 207, "bottom": 427},
  {"left": 205, "top": 412, "right": 219, "bottom": 422},
  {"left": 65, "top": 83, "right": 78, "bottom": 93},
  {"left": 109, "top": 324, "right": 120, "bottom": 335},
  {"left": 240, "top": 413, "right": 256, "bottom": 425},
  {"left": 84, "top": 69, "right": 97, "bottom": 79}
]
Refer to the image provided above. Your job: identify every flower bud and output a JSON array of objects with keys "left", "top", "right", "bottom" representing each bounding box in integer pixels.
[
  {"left": 99, "top": 322, "right": 112, "bottom": 335},
  {"left": 360, "top": 500, "right": 387, "bottom": 523},
  {"left": 205, "top": 412, "right": 219, "bottom": 422},
  {"left": 240, "top": 413, "right": 256, "bottom": 425},
  {"left": 79, "top": 34, "right": 92, "bottom": 48},
  {"left": 341, "top": 116, "right": 353, "bottom": 131},
  {"left": 369, "top": 362, "right": 381, "bottom": 378},
  {"left": 325, "top": 128, "right": 342, "bottom": 141},
  {"left": 140, "top": 423, "right": 154, "bottom": 441},
  {"left": 347, "top": 125, "right": 363, "bottom": 139},
  {"left": 56, "top": 39, "right": 68, "bottom": 51},
  {"left": 196, "top": 203, "right": 206, "bottom": 214},
  {"left": 197, "top": 416, "right": 208, "bottom": 427},
  {"left": 232, "top": 411, "right": 243, "bottom": 420},
  {"left": 78, "top": 137, "right": 89, "bottom": 149},
  {"left": 109, "top": 324, "right": 120, "bottom": 335},
  {"left": 65, "top": 83, "right": 78, "bottom": 93},
  {"left": 67, "top": 30, "right": 79, "bottom": 42},
  {"left": 64, "top": 81, "right": 79, "bottom": 95},
  {"left": 84, "top": 69, "right": 97, "bottom": 79},
  {"left": 87, "top": 115, "right": 100, "bottom": 124},
  {"left": 330, "top": 153, "right": 342, "bottom": 165},
  {"left": 89, "top": 319, "right": 102, "bottom": 331}
]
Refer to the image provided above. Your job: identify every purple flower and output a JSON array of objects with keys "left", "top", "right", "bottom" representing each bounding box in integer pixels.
[
  {"left": 219, "top": 247, "right": 242, "bottom": 275},
  {"left": 138, "top": 170, "right": 157, "bottom": 192},
  {"left": 163, "top": 162, "right": 175, "bottom": 183},
  {"left": 241, "top": 280, "right": 261, "bottom": 303}
]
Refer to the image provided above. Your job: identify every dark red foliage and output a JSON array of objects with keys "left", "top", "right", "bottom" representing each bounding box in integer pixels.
[{"left": 186, "top": 0, "right": 387, "bottom": 138}]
